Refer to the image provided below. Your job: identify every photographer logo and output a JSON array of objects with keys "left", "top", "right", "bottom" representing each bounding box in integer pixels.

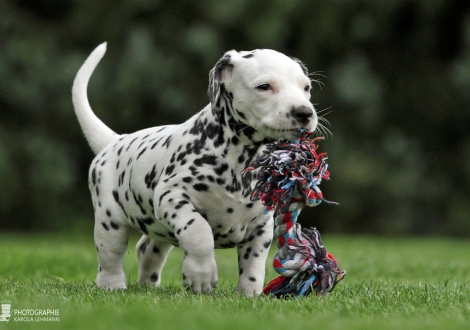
[
  {"left": 0, "top": 302, "right": 11, "bottom": 323},
  {"left": 0, "top": 301, "right": 59, "bottom": 323}
]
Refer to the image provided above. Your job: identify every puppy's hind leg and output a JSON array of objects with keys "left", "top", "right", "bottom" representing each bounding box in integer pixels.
[
  {"left": 94, "top": 210, "right": 131, "bottom": 290},
  {"left": 136, "top": 235, "right": 173, "bottom": 286}
]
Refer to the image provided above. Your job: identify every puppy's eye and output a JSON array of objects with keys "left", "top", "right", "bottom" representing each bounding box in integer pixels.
[
  {"left": 304, "top": 85, "right": 311, "bottom": 92},
  {"left": 256, "top": 84, "right": 271, "bottom": 91}
]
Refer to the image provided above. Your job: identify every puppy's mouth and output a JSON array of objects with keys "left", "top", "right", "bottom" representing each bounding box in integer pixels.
[{"left": 265, "top": 127, "right": 314, "bottom": 140}]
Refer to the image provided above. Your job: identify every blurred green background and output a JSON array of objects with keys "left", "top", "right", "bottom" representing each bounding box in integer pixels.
[{"left": 1, "top": 0, "right": 469, "bottom": 236}]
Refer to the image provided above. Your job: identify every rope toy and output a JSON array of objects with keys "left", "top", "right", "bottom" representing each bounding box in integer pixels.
[{"left": 244, "top": 129, "right": 346, "bottom": 298}]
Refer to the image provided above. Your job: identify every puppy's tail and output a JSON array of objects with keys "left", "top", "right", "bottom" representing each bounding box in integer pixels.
[{"left": 72, "top": 42, "right": 118, "bottom": 155}]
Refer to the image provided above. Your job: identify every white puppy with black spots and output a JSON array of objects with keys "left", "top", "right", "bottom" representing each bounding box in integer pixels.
[{"left": 72, "top": 43, "right": 317, "bottom": 296}]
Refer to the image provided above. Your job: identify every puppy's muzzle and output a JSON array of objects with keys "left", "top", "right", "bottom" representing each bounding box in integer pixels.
[{"left": 291, "top": 106, "right": 314, "bottom": 125}]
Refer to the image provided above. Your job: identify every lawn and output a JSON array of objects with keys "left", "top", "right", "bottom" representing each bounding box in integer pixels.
[{"left": 0, "top": 231, "right": 469, "bottom": 330}]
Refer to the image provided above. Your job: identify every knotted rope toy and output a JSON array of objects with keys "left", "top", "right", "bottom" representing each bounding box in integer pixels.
[{"left": 244, "top": 129, "right": 346, "bottom": 298}]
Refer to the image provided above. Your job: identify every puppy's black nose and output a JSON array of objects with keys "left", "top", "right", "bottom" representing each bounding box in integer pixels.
[{"left": 291, "top": 106, "right": 313, "bottom": 124}]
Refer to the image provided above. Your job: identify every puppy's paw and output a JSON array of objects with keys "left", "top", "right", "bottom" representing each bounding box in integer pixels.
[
  {"left": 236, "top": 277, "right": 263, "bottom": 297},
  {"left": 95, "top": 272, "right": 127, "bottom": 290},
  {"left": 182, "top": 254, "right": 218, "bottom": 294}
]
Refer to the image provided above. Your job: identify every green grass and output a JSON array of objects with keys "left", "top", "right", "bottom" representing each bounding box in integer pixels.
[{"left": 0, "top": 232, "right": 469, "bottom": 330}]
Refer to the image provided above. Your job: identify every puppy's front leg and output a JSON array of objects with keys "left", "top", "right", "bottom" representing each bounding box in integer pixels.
[
  {"left": 180, "top": 219, "right": 218, "bottom": 293},
  {"left": 236, "top": 214, "right": 274, "bottom": 296},
  {"left": 160, "top": 198, "right": 218, "bottom": 294}
]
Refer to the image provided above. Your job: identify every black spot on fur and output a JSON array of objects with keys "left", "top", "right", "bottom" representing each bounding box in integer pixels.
[
  {"left": 183, "top": 177, "right": 193, "bottom": 183},
  {"left": 110, "top": 221, "right": 120, "bottom": 230},
  {"left": 175, "top": 200, "right": 190, "bottom": 209},
  {"left": 132, "top": 191, "right": 147, "bottom": 215},
  {"left": 226, "top": 170, "right": 241, "bottom": 193},
  {"left": 162, "top": 135, "right": 172, "bottom": 148},
  {"left": 177, "top": 151, "right": 187, "bottom": 162},
  {"left": 214, "top": 132, "right": 225, "bottom": 148},
  {"left": 263, "top": 240, "right": 272, "bottom": 249},
  {"left": 220, "top": 241, "right": 237, "bottom": 248},
  {"left": 101, "top": 222, "right": 110, "bottom": 231},
  {"left": 189, "top": 116, "right": 204, "bottom": 135},
  {"left": 214, "top": 163, "right": 229, "bottom": 175},
  {"left": 231, "top": 135, "right": 239, "bottom": 146},
  {"left": 186, "top": 219, "right": 195, "bottom": 226},
  {"left": 158, "top": 190, "right": 171, "bottom": 206},
  {"left": 235, "top": 109, "right": 246, "bottom": 120},
  {"left": 243, "top": 247, "right": 252, "bottom": 260},
  {"left": 242, "top": 53, "right": 254, "bottom": 59},
  {"left": 193, "top": 183, "right": 209, "bottom": 192},
  {"left": 226, "top": 208, "right": 234, "bottom": 213},
  {"left": 150, "top": 272, "right": 159, "bottom": 282},
  {"left": 118, "top": 170, "right": 126, "bottom": 186},
  {"left": 189, "top": 165, "right": 199, "bottom": 176},
  {"left": 150, "top": 138, "right": 162, "bottom": 149},
  {"left": 145, "top": 164, "right": 158, "bottom": 189},
  {"left": 142, "top": 217, "right": 154, "bottom": 225},
  {"left": 137, "top": 147, "right": 147, "bottom": 160},
  {"left": 112, "top": 190, "right": 128, "bottom": 217},
  {"left": 136, "top": 218, "right": 149, "bottom": 235},
  {"left": 163, "top": 173, "right": 177, "bottom": 183},
  {"left": 153, "top": 245, "right": 160, "bottom": 253},
  {"left": 205, "top": 122, "right": 219, "bottom": 140},
  {"left": 91, "top": 168, "right": 97, "bottom": 185},
  {"left": 248, "top": 276, "right": 256, "bottom": 282},
  {"left": 194, "top": 155, "right": 218, "bottom": 167},
  {"left": 138, "top": 240, "right": 150, "bottom": 254},
  {"left": 126, "top": 137, "right": 138, "bottom": 151},
  {"left": 165, "top": 164, "right": 175, "bottom": 176}
]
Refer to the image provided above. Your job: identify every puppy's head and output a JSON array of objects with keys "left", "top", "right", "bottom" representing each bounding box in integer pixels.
[{"left": 209, "top": 49, "right": 317, "bottom": 140}]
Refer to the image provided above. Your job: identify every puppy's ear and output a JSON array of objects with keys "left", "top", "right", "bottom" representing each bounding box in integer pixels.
[
  {"left": 208, "top": 52, "right": 234, "bottom": 113},
  {"left": 291, "top": 57, "right": 308, "bottom": 76}
]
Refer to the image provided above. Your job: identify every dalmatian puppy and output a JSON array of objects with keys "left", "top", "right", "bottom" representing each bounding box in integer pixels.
[{"left": 72, "top": 43, "right": 317, "bottom": 296}]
